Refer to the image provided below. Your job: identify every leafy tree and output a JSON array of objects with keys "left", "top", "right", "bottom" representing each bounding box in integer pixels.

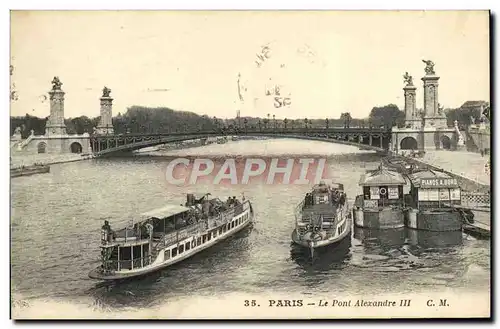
[{"left": 368, "top": 104, "right": 405, "bottom": 128}]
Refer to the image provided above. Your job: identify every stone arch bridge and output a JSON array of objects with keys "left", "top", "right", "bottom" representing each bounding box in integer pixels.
[{"left": 90, "top": 128, "right": 392, "bottom": 157}]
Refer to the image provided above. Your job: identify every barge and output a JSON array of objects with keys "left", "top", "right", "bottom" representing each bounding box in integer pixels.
[
  {"left": 353, "top": 164, "right": 408, "bottom": 229},
  {"left": 10, "top": 164, "right": 50, "bottom": 178},
  {"left": 404, "top": 169, "right": 464, "bottom": 232},
  {"left": 89, "top": 193, "right": 253, "bottom": 280}
]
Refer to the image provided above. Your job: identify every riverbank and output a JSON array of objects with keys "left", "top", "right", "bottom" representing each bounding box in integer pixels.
[{"left": 10, "top": 153, "right": 94, "bottom": 168}]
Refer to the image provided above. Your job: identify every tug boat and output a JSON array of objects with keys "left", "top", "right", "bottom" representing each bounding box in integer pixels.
[
  {"left": 88, "top": 193, "right": 253, "bottom": 280},
  {"left": 292, "top": 180, "right": 351, "bottom": 258}
]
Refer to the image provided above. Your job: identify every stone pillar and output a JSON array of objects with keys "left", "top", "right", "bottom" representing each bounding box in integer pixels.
[
  {"left": 421, "top": 60, "right": 447, "bottom": 129},
  {"left": 45, "top": 77, "right": 67, "bottom": 136},
  {"left": 422, "top": 75, "right": 439, "bottom": 119},
  {"left": 96, "top": 86, "right": 114, "bottom": 135},
  {"left": 404, "top": 84, "right": 417, "bottom": 123}
]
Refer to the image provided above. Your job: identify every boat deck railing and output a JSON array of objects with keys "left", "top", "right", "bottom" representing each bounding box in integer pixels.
[{"left": 162, "top": 200, "right": 250, "bottom": 248}]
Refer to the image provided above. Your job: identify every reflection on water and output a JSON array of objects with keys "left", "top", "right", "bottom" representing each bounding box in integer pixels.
[
  {"left": 406, "top": 228, "right": 463, "bottom": 249},
  {"left": 352, "top": 227, "right": 465, "bottom": 273}
]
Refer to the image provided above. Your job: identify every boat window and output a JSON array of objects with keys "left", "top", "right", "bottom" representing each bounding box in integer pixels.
[
  {"left": 164, "top": 249, "right": 171, "bottom": 260},
  {"left": 219, "top": 227, "right": 223, "bottom": 235},
  {"left": 179, "top": 244, "right": 184, "bottom": 254},
  {"left": 119, "top": 246, "right": 132, "bottom": 261},
  {"left": 232, "top": 221, "right": 235, "bottom": 229},
  {"left": 197, "top": 237, "right": 202, "bottom": 245},
  {"left": 132, "top": 245, "right": 142, "bottom": 261},
  {"left": 185, "top": 241, "right": 191, "bottom": 251},
  {"left": 202, "top": 235, "right": 207, "bottom": 243},
  {"left": 207, "top": 233, "right": 212, "bottom": 241},
  {"left": 213, "top": 230, "right": 218, "bottom": 238},
  {"left": 227, "top": 223, "right": 231, "bottom": 231},
  {"left": 172, "top": 247, "right": 178, "bottom": 257}
]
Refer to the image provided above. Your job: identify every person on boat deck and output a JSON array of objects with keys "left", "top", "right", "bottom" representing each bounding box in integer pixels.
[
  {"left": 339, "top": 192, "right": 346, "bottom": 206},
  {"left": 102, "top": 220, "right": 111, "bottom": 231},
  {"left": 102, "top": 220, "right": 114, "bottom": 242},
  {"left": 332, "top": 190, "right": 340, "bottom": 203}
]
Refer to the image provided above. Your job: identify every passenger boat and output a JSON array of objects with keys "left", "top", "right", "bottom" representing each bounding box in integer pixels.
[
  {"left": 292, "top": 180, "right": 351, "bottom": 258},
  {"left": 88, "top": 193, "right": 253, "bottom": 280}
]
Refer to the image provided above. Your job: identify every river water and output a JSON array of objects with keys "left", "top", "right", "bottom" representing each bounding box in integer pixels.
[{"left": 11, "top": 139, "right": 490, "bottom": 317}]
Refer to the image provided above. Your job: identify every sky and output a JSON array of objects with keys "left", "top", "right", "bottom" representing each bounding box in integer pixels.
[{"left": 10, "top": 10, "right": 490, "bottom": 120}]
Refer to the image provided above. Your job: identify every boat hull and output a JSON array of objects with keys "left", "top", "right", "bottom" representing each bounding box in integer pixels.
[
  {"left": 10, "top": 165, "right": 50, "bottom": 178},
  {"left": 405, "top": 208, "right": 462, "bottom": 232},
  {"left": 89, "top": 203, "right": 253, "bottom": 281},
  {"left": 291, "top": 217, "right": 352, "bottom": 249},
  {"left": 353, "top": 207, "right": 405, "bottom": 229}
]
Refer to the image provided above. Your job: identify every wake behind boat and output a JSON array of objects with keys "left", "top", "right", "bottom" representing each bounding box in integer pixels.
[
  {"left": 89, "top": 193, "right": 253, "bottom": 280},
  {"left": 292, "top": 180, "right": 352, "bottom": 258}
]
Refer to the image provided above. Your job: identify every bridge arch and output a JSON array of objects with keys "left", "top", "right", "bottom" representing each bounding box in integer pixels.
[
  {"left": 70, "top": 142, "right": 83, "bottom": 153},
  {"left": 400, "top": 137, "right": 418, "bottom": 150},
  {"left": 441, "top": 135, "right": 451, "bottom": 150},
  {"left": 90, "top": 129, "right": 392, "bottom": 157},
  {"left": 37, "top": 142, "right": 47, "bottom": 154}
]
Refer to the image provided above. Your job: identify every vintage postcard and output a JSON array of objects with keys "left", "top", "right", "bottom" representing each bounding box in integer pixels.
[{"left": 10, "top": 10, "right": 491, "bottom": 320}]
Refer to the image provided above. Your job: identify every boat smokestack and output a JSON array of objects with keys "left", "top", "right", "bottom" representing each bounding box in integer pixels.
[
  {"left": 202, "top": 200, "right": 210, "bottom": 217},
  {"left": 186, "top": 194, "right": 195, "bottom": 206}
]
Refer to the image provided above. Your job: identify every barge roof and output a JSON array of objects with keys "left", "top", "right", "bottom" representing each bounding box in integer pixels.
[{"left": 359, "top": 165, "right": 407, "bottom": 187}]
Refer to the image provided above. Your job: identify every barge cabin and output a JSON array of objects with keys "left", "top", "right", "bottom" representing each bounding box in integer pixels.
[{"left": 353, "top": 163, "right": 408, "bottom": 229}]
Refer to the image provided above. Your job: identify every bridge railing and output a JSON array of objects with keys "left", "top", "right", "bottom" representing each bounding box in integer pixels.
[{"left": 90, "top": 126, "right": 392, "bottom": 138}]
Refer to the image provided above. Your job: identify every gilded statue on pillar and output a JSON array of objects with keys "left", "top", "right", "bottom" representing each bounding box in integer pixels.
[
  {"left": 51, "top": 77, "right": 63, "bottom": 90},
  {"left": 102, "top": 86, "right": 111, "bottom": 97},
  {"left": 422, "top": 59, "right": 435, "bottom": 75},
  {"left": 403, "top": 72, "right": 413, "bottom": 86}
]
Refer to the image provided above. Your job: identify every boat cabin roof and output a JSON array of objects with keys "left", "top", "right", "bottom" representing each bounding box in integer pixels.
[
  {"left": 312, "top": 180, "right": 344, "bottom": 192},
  {"left": 359, "top": 165, "right": 407, "bottom": 187},
  {"left": 139, "top": 204, "right": 191, "bottom": 221}
]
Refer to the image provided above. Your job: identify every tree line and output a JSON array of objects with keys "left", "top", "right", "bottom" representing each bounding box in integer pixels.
[{"left": 9, "top": 103, "right": 485, "bottom": 137}]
